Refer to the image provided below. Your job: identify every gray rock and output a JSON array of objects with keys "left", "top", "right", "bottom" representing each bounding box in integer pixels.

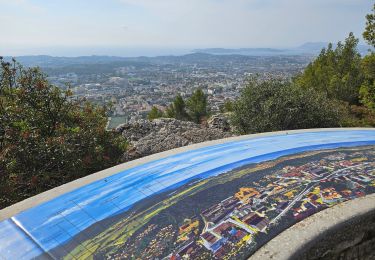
[
  {"left": 207, "top": 113, "right": 232, "bottom": 132},
  {"left": 117, "top": 118, "right": 234, "bottom": 161}
]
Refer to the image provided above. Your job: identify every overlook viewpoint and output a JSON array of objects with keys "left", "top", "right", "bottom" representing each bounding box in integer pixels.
[{"left": 1, "top": 1, "right": 375, "bottom": 259}]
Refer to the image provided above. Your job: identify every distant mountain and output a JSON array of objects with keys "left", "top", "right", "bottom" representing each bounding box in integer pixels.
[
  {"left": 2, "top": 53, "right": 261, "bottom": 69},
  {"left": 193, "top": 48, "right": 287, "bottom": 56},
  {"left": 296, "top": 42, "right": 371, "bottom": 55},
  {"left": 194, "top": 42, "right": 372, "bottom": 56},
  {"left": 295, "top": 42, "right": 330, "bottom": 53},
  {"left": 3, "top": 55, "right": 131, "bottom": 67},
  {"left": 3, "top": 41, "right": 372, "bottom": 69}
]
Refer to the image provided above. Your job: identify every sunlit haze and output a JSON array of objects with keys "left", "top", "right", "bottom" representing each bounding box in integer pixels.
[{"left": 0, "top": 0, "right": 373, "bottom": 56}]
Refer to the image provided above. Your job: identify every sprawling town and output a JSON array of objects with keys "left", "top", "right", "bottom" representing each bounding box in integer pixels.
[
  {"left": 36, "top": 54, "right": 312, "bottom": 126},
  {"left": 166, "top": 148, "right": 375, "bottom": 259}
]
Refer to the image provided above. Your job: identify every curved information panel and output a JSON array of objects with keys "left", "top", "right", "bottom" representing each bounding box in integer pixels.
[{"left": 1, "top": 129, "right": 375, "bottom": 259}]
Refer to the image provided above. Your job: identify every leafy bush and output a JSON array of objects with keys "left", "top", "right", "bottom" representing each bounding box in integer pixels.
[
  {"left": 0, "top": 59, "right": 127, "bottom": 208},
  {"left": 147, "top": 106, "right": 163, "bottom": 120},
  {"left": 231, "top": 79, "right": 342, "bottom": 134},
  {"left": 339, "top": 103, "right": 375, "bottom": 127},
  {"left": 220, "top": 99, "right": 234, "bottom": 113}
]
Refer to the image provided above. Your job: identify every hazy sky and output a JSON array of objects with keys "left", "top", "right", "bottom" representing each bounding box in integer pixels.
[{"left": 0, "top": 0, "right": 373, "bottom": 56}]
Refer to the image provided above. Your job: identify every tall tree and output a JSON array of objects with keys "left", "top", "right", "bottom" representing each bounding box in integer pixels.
[
  {"left": 363, "top": 3, "right": 375, "bottom": 48},
  {"left": 295, "top": 33, "right": 363, "bottom": 104},
  {"left": 173, "top": 94, "right": 189, "bottom": 120},
  {"left": 186, "top": 88, "right": 208, "bottom": 123},
  {"left": 359, "top": 4, "right": 375, "bottom": 109},
  {"left": 165, "top": 94, "right": 189, "bottom": 120}
]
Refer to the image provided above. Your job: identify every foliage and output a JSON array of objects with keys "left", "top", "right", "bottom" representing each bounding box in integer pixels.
[
  {"left": 186, "top": 88, "right": 208, "bottom": 123},
  {"left": 147, "top": 106, "right": 163, "bottom": 120},
  {"left": 173, "top": 94, "right": 190, "bottom": 120},
  {"left": 295, "top": 33, "right": 363, "bottom": 104},
  {"left": 165, "top": 90, "right": 208, "bottom": 124},
  {"left": 231, "top": 79, "right": 342, "bottom": 134},
  {"left": 165, "top": 94, "right": 190, "bottom": 120},
  {"left": 359, "top": 53, "right": 375, "bottom": 109},
  {"left": 363, "top": 3, "right": 375, "bottom": 48},
  {"left": 339, "top": 103, "right": 375, "bottom": 127},
  {"left": 165, "top": 104, "right": 175, "bottom": 118},
  {"left": 0, "top": 59, "right": 127, "bottom": 208},
  {"left": 220, "top": 99, "right": 234, "bottom": 113}
]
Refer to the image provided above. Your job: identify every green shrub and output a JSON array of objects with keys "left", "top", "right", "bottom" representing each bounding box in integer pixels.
[
  {"left": 231, "top": 79, "right": 342, "bottom": 134},
  {"left": 0, "top": 59, "right": 127, "bottom": 208},
  {"left": 147, "top": 106, "right": 163, "bottom": 120},
  {"left": 339, "top": 103, "right": 375, "bottom": 127}
]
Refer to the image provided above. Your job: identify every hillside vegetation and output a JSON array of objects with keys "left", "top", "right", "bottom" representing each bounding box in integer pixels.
[{"left": 0, "top": 60, "right": 127, "bottom": 208}]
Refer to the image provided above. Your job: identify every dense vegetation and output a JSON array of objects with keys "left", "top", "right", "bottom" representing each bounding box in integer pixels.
[
  {"left": 231, "top": 79, "right": 341, "bottom": 134},
  {"left": 295, "top": 33, "right": 363, "bottom": 104},
  {"left": 360, "top": 4, "right": 375, "bottom": 111},
  {"left": 0, "top": 60, "right": 127, "bottom": 208}
]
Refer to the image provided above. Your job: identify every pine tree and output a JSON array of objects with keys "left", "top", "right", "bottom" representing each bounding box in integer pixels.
[
  {"left": 164, "top": 94, "right": 189, "bottom": 120},
  {"left": 363, "top": 4, "right": 375, "bottom": 48},
  {"left": 147, "top": 106, "right": 163, "bottom": 120},
  {"left": 173, "top": 94, "right": 189, "bottom": 120},
  {"left": 359, "top": 4, "right": 375, "bottom": 109},
  {"left": 295, "top": 33, "right": 363, "bottom": 104},
  {"left": 186, "top": 89, "right": 208, "bottom": 123}
]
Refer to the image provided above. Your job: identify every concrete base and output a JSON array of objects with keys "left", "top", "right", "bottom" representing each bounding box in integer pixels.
[
  {"left": 251, "top": 193, "right": 375, "bottom": 260},
  {"left": 295, "top": 210, "right": 375, "bottom": 260}
]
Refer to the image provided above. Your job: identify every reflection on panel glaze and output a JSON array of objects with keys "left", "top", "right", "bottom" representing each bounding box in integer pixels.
[{"left": 1, "top": 130, "right": 375, "bottom": 259}]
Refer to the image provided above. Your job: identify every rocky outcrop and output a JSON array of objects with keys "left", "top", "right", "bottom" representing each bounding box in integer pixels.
[
  {"left": 207, "top": 113, "right": 232, "bottom": 132},
  {"left": 116, "top": 118, "right": 233, "bottom": 161}
]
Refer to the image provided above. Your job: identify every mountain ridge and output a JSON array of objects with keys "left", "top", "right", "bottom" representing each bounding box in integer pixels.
[{"left": 194, "top": 42, "right": 372, "bottom": 56}]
